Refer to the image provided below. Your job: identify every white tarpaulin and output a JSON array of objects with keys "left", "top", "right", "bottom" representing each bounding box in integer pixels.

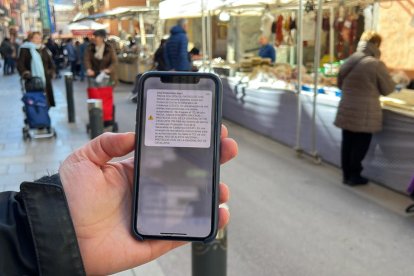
[
  {"left": 159, "top": 0, "right": 225, "bottom": 19},
  {"left": 68, "top": 20, "right": 108, "bottom": 30}
]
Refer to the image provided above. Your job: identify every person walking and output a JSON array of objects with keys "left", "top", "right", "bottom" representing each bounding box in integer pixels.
[
  {"left": 0, "top": 38, "right": 14, "bottom": 75},
  {"left": 79, "top": 37, "right": 90, "bottom": 81},
  {"left": 46, "top": 38, "right": 61, "bottom": 78},
  {"left": 164, "top": 19, "right": 191, "bottom": 71},
  {"left": 334, "top": 31, "right": 395, "bottom": 186},
  {"left": 17, "top": 32, "right": 56, "bottom": 107},
  {"left": 84, "top": 29, "right": 118, "bottom": 85},
  {"left": 9, "top": 37, "right": 19, "bottom": 75},
  {"left": 153, "top": 39, "right": 167, "bottom": 71},
  {"left": 65, "top": 38, "right": 78, "bottom": 80}
]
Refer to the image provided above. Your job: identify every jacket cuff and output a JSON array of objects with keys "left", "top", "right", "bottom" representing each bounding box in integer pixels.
[{"left": 20, "top": 174, "right": 85, "bottom": 276}]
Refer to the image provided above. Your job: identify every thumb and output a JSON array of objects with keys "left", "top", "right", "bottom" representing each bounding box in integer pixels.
[{"left": 76, "top": 132, "right": 135, "bottom": 166}]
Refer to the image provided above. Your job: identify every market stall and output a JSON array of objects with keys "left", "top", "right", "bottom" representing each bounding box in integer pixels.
[
  {"left": 208, "top": 0, "right": 414, "bottom": 194},
  {"left": 73, "top": 6, "right": 159, "bottom": 83}
]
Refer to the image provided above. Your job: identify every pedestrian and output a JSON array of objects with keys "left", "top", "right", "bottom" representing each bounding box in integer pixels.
[
  {"left": 0, "top": 38, "right": 14, "bottom": 75},
  {"left": 0, "top": 130, "right": 238, "bottom": 275},
  {"left": 258, "top": 35, "right": 276, "bottom": 63},
  {"left": 17, "top": 32, "right": 56, "bottom": 107},
  {"left": 334, "top": 31, "right": 396, "bottom": 186},
  {"left": 153, "top": 38, "right": 167, "bottom": 71},
  {"left": 75, "top": 41, "right": 81, "bottom": 77},
  {"left": 84, "top": 29, "right": 118, "bottom": 85},
  {"left": 79, "top": 37, "right": 90, "bottom": 81},
  {"left": 46, "top": 38, "right": 61, "bottom": 78},
  {"left": 65, "top": 38, "right": 78, "bottom": 80},
  {"left": 164, "top": 19, "right": 191, "bottom": 71},
  {"left": 9, "top": 36, "right": 19, "bottom": 75}
]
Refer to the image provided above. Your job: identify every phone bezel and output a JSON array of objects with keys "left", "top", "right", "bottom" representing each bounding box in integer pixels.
[{"left": 131, "top": 71, "right": 222, "bottom": 242}]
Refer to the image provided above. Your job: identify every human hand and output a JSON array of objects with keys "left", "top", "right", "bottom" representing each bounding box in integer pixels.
[
  {"left": 59, "top": 126, "right": 238, "bottom": 275},
  {"left": 22, "top": 71, "right": 32, "bottom": 79},
  {"left": 86, "top": 69, "right": 95, "bottom": 77},
  {"left": 103, "top": 68, "right": 111, "bottom": 74}
]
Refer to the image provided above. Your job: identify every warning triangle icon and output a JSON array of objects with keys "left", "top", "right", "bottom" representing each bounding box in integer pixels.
[{"left": 148, "top": 115, "right": 154, "bottom": 120}]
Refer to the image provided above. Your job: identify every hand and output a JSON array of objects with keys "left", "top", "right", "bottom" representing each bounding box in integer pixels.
[
  {"left": 86, "top": 69, "right": 95, "bottom": 77},
  {"left": 22, "top": 71, "right": 32, "bottom": 79},
  {"left": 103, "top": 68, "right": 111, "bottom": 74},
  {"left": 59, "top": 126, "right": 238, "bottom": 275}
]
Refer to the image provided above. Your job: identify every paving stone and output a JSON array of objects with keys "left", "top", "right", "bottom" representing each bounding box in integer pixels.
[
  {"left": 0, "top": 165, "right": 9, "bottom": 175},
  {"left": 26, "top": 162, "right": 60, "bottom": 174},
  {"left": 0, "top": 155, "right": 34, "bottom": 165},
  {"left": 8, "top": 164, "right": 26, "bottom": 174}
]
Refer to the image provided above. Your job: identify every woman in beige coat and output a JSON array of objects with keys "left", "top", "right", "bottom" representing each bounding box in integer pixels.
[{"left": 334, "top": 31, "right": 395, "bottom": 186}]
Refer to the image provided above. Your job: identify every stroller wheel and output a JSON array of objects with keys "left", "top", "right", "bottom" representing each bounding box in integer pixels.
[
  {"left": 406, "top": 204, "right": 414, "bottom": 214},
  {"left": 112, "top": 122, "right": 119, "bottom": 133},
  {"left": 22, "top": 129, "right": 30, "bottom": 141}
]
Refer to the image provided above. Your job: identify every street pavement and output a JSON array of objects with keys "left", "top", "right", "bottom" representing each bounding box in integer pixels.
[{"left": 1, "top": 71, "right": 414, "bottom": 275}]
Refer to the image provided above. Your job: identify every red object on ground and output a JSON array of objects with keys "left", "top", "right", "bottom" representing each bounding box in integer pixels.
[{"left": 87, "top": 86, "right": 114, "bottom": 121}]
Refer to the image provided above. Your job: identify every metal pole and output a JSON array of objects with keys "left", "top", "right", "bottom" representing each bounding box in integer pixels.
[
  {"left": 64, "top": 72, "right": 75, "bottom": 123},
  {"left": 295, "top": 0, "right": 304, "bottom": 154},
  {"left": 311, "top": 0, "right": 323, "bottom": 161},
  {"left": 329, "top": 7, "right": 334, "bottom": 64},
  {"left": 87, "top": 99, "right": 104, "bottom": 139},
  {"left": 207, "top": 11, "right": 213, "bottom": 72},
  {"left": 192, "top": 227, "right": 227, "bottom": 276},
  {"left": 201, "top": 0, "right": 207, "bottom": 69},
  {"left": 139, "top": 13, "right": 146, "bottom": 46},
  {"left": 129, "top": 18, "right": 134, "bottom": 35}
]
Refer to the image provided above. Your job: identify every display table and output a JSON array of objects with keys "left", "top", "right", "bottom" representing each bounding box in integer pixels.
[
  {"left": 117, "top": 55, "right": 153, "bottom": 83},
  {"left": 222, "top": 77, "right": 414, "bottom": 194}
]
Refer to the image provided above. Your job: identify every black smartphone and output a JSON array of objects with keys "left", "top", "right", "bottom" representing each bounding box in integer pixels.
[{"left": 132, "top": 71, "right": 222, "bottom": 242}]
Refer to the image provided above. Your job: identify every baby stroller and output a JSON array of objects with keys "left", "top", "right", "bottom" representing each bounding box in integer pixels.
[
  {"left": 21, "top": 77, "right": 56, "bottom": 141},
  {"left": 86, "top": 75, "right": 118, "bottom": 133}
]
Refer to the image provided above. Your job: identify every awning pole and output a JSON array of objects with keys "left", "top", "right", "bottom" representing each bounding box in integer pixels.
[
  {"left": 311, "top": 0, "right": 323, "bottom": 163},
  {"left": 201, "top": 0, "right": 207, "bottom": 69},
  {"left": 329, "top": 6, "right": 334, "bottom": 64},
  {"left": 207, "top": 10, "right": 213, "bottom": 71},
  {"left": 139, "top": 13, "right": 146, "bottom": 46},
  {"left": 295, "top": 0, "right": 304, "bottom": 154}
]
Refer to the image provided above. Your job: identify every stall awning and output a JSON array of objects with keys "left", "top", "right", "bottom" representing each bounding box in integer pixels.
[
  {"left": 68, "top": 20, "right": 108, "bottom": 35},
  {"left": 159, "top": 0, "right": 225, "bottom": 19},
  {"left": 72, "top": 6, "right": 158, "bottom": 22}
]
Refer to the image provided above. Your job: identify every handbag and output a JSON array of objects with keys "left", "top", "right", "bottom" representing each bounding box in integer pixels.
[{"left": 25, "top": 77, "right": 44, "bottom": 92}]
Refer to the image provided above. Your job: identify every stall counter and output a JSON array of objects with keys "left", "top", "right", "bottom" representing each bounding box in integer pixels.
[{"left": 222, "top": 77, "right": 414, "bottom": 194}]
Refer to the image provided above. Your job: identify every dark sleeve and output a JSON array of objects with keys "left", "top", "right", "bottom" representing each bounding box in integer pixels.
[
  {"left": 179, "top": 35, "right": 190, "bottom": 70},
  {"left": 17, "top": 48, "right": 32, "bottom": 77},
  {"left": 84, "top": 45, "right": 92, "bottom": 71},
  {"left": 0, "top": 175, "right": 86, "bottom": 276},
  {"left": 163, "top": 42, "right": 171, "bottom": 70},
  {"left": 107, "top": 45, "right": 118, "bottom": 72},
  {"left": 44, "top": 48, "right": 55, "bottom": 76},
  {"left": 270, "top": 47, "right": 276, "bottom": 63}
]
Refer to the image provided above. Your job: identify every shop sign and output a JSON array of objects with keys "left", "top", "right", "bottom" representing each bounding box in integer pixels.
[{"left": 38, "top": 0, "right": 52, "bottom": 31}]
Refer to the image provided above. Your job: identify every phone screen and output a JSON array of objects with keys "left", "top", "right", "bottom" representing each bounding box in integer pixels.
[{"left": 134, "top": 74, "right": 220, "bottom": 239}]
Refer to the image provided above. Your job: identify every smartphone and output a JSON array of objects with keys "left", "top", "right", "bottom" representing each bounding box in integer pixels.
[{"left": 132, "top": 72, "right": 222, "bottom": 242}]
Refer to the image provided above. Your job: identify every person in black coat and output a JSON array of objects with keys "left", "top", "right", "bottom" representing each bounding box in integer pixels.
[
  {"left": 0, "top": 130, "right": 237, "bottom": 275},
  {"left": 153, "top": 39, "right": 167, "bottom": 71}
]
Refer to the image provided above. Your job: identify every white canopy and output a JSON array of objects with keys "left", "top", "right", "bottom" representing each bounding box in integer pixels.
[
  {"left": 159, "top": 0, "right": 225, "bottom": 19},
  {"left": 68, "top": 20, "right": 108, "bottom": 31}
]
